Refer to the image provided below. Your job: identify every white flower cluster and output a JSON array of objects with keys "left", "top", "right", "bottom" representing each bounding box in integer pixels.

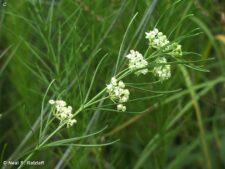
[
  {"left": 49, "top": 99, "right": 77, "bottom": 128},
  {"left": 144, "top": 28, "right": 183, "bottom": 81},
  {"left": 145, "top": 28, "right": 182, "bottom": 57},
  {"left": 105, "top": 28, "right": 183, "bottom": 111},
  {"left": 153, "top": 57, "right": 171, "bottom": 81},
  {"left": 125, "top": 50, "right": 148, "bottom": 75},
  {"left": 145, "top": 28, "right": 169, "bottom": 49},
  {"left": 106, "top": 77, "right": 130, "bottom": 112}
]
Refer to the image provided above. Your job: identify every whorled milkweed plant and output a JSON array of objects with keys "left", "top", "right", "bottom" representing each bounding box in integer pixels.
[{"left": 15, "top": 13, "right": 204, "bottom": 169}]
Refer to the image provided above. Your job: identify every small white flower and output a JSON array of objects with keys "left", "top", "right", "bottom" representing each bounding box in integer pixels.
[
  {"left": 146, "top": 28, "right": 182, "bottom": 57},
  {"left": 67, "top": 106, "right": 72, "bottom": 112},
  {"left": 49, "top": 100, "right": 55, "bottom": 105},
  {"left": 114, "top": 87, "right": 120, "bottom": 97},
  {"left": 55, "top": 100, "right": 66, "bottom": 107},
  {"left": 145, "top": 28, "right": 169, "bottom": 49},
  {"left": 66, "top": 119, "right": 77, "bottom": 128},
  {"left": 124, "top": 89, "right": 130, "bottom": 96},
  {"left": 118, "top": 81, "right": 125, "bottom": 88},
  {"left": 106, "top": 84, "right": 113, "bottom": 91},
  {"left": 153, "top": 57, "right": 171, "bottom": 81},
  {"left": 145, "top": 28, "right": 159, "bottom": 39},
  {"left": 121, "top": 105, "right": 126, "bottom": 112},
  {"left": 106, "top": 77, "right": 130, "bottom": 111},
  {"left": 120, "top": 96, "right": 128, "bottom": 103},
  {"left": 117, "top": 104, "right": 126, "bottom": 112},
  {"left": 111, "top": 77, "right": 117, "bottom": 86},
  {"left": 49, "top": 99, "right": 76, "bottom": 128},
  {"left": 125, "top": 50, "right": 148, "bottom": 75},
  {"left": 117, "top": 104, "right": 123, "bottom": 111},
  {"left": 60, "top": 111, "right": 68, "bottom": 119}
]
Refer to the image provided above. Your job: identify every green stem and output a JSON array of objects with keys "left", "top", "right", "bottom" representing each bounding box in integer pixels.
[
  {"left": 84, "top": 97, "right": 108, "bottom": 108},
  {"left": 17, "top": 150, "right": 35, "bottom": 169},
  {"left": 39, "top": 125, "right": 64, "bottom": 148},
  {"left": 180, "top": 65, "right": 212, "bottom": 169},
  {"left": 85, "top": 89, "right": 106, "bottom": 106}
]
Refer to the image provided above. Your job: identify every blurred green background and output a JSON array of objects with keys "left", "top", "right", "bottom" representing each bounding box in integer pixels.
[{"left": 0, "top": 0, "right": 225, "bottom": 169}]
